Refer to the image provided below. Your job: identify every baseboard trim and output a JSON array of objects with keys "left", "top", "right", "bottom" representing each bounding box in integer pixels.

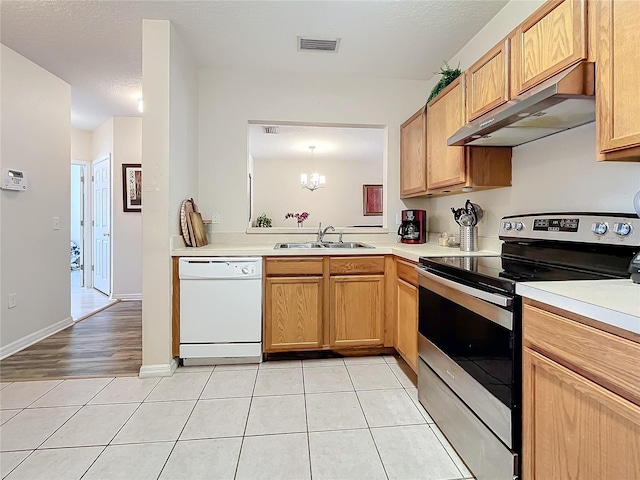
[
  {"left": 112, "top": 294, "right": 142, "bottom": 301},
  {"left": 139, "top": 357, "right": 179, "bottom": 378},
  {"left": 0, "top": 316, "right": 74, "bottom": 360}
]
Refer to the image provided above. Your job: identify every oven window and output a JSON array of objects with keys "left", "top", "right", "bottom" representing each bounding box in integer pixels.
[{"left": 419, "top": 286, "right": 514, "bottom": 408}]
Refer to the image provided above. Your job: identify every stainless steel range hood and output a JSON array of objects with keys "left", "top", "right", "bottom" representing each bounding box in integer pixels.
[{"left": 448, "top": 62, "right": 595, "bottom": 147}]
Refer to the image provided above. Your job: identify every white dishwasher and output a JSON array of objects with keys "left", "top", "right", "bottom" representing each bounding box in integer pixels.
[{"left": 179, "top": 257, "right": 262, "bottom": 365}]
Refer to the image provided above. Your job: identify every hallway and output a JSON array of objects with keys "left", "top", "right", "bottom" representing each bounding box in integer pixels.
[
  {"left": 71, "top": 270, "right": 116, "bottom": 321},
  {"left": 0, "top": 301, "right": 142, "bottom": 382}
]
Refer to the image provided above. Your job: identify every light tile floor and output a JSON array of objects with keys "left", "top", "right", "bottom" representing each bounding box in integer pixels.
[
  {"left": 0, "top": 356, "right": 475, "bottom": 480},
  {"left": 71, "top": 270, "right": 117, "bottom": 322}
]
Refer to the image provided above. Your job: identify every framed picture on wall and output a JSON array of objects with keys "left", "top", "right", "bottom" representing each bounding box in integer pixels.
[
  {"left": 122, "top": 164, "right": 142, "bottom": 212},
  {"left": 363, "top": 184, "right": 382, "bottom": 216}
]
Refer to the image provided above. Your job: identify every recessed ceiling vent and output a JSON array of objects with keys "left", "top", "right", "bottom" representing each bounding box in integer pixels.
[
  {"left": 262, "top": 126, "right": 279, "bottom": 134},
  {"left": 297, "top": 36, "right": 341, "bottom": 53}
]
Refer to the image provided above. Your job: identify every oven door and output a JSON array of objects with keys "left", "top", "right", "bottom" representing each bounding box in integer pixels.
[{"left": 417, "top": 267, "right": 519, "bottom": 450}]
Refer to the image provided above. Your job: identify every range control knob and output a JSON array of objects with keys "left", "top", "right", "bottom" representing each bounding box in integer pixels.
[
  {"left": 503, "top": 222, "right": 513, "bottom": 231},
  {"left": 613, "top": 222, "right": 633, "bottom": 237},
  {"left": 592, "top": 222, "right": 608, "bottom": 235},
  {"left": 241, "top": 266, "right": 250, "bottom": 275},
  {"left": 514, "top": 222, "right": 524, "bottom": 231}
]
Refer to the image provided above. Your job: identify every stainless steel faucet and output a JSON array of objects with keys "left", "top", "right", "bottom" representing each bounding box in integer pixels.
[{"left": 318, "top": 225, "right": 335, "bottom": 243}]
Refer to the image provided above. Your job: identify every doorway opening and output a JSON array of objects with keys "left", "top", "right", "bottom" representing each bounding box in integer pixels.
[{"left": 70, "top": 160, "right": 115, "bottom": 321}]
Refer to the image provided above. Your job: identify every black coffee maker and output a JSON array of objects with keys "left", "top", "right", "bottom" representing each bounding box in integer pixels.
[{"left": 398, "top": 209, "right": 427, "bottom": 244}]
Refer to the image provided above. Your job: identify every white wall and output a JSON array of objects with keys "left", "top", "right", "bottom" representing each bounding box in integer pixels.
[
  {"left": 112, "top": 117, "right": 143, "bottom": 299},
  {"left": 198, "top": 69, "right": 429, "bottom": 233},
  {"left": 141, "top": 20, "right": 198, "bottom": 372},
  {"left": 405, "top": 0, "right": 640, "bottom": 249},
  {"left": 0, "top": 45, "right": 72, "bottom": 357},
  {"left": 90, "top": 117, "right": 143, "bottom": 299},
  {"left": 71, "top": 128, "right": 92, "bottom": 162},
  {"left": 254, "top": 157, "right": 383, "bottom": 228}
]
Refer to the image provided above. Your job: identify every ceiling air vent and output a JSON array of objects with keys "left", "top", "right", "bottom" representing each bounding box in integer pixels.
[
  {"left": 262, "top": 126, "right": 279, "bottom": 134},
  {"left": 297, "top": 37, "right": 341, "bottom": 53}
]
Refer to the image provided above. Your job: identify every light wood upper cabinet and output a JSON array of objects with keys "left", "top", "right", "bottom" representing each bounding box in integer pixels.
[
  {"left": 466, "top": 39, "right": 510, "bottom": 121},
  {"left": 426, "top": 77, "right": 467, "bottom": 191},
  {"left": 425, "top": 77, "right": 512, "bottom": 194},
  {"left": 594, "top": 0, "right": 640, "bottom": 161},
  {"left": 510, "top": 0, "right": 587, "bottom": 95},
  {"left": 330, "top": 275, "right": 384, "bottom": 348},
  {"left": 265, "top": 277, "right": 323, "bottom": 352},
  {"left": 395, "top": 259, "right": 418, "bottom": 372},
  {"left": 400, "top": 108, "right": 428, "bottom": 198},
  {"left": 522, "top": 301, "right": 640, "bottom": 479}
]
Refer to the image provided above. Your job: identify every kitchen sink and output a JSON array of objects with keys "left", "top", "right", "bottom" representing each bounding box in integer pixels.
[
  {"left": 274, "top": 241, "right": 374, "bottom": 249},
  {"left": 274, "top": 242, "right": 323, "bottom": 248},
  {"left": 320, "top": 242, "right": 374, "bottom": 248}
]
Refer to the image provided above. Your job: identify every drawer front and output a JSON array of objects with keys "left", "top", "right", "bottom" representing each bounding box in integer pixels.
[
  {"left": 396, "top": 259, "right": 418, "bottom": 286},
  {"left": 329, "top": 256, "right": 385, "bottom": 275},
  {"left": 265, "top": 257, "right": 323, "bottom": 276},
  {"left": 523, "top": 303, "right": 640, "bottom": 405}
]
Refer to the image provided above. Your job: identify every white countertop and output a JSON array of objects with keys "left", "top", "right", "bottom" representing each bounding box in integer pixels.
[
  {"left": 172, "top": 240, "right": 640, "bottom": 336},
  {"left": 170, "top": 241, "right": 499, "bottom": 263},
  {"left": 517, "top": 279, "right": 640, "bottom": 335}
]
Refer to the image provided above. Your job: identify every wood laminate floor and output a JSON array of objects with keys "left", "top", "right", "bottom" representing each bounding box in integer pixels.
[{"left": 0, "top": 301, "right": 142, "bottom": 382}]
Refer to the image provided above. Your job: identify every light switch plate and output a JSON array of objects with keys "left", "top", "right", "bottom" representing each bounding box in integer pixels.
[{"left": 52, "top": 217, "right": 61, "bottom": 230}]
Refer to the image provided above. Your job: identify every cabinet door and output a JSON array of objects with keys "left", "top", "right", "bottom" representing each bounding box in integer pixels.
[
  {"left": 265, "top": 277, "right": 323, "bottom": 352},
  {"left": 466, "top": 39, "right": 510, "bottom": 121},
  {"left": 523, "top": 348, "right": 640, "bottom": 480},
  {"left": 426, "top": 78, "right": 466, "bottom": 190},
  {"left": 400, "top": 108, "right": 428, "bottom": 197},
  {"left": 511, "top": 0, "right": 587, "bottom": 95},
  {"left": 330, "top": 275, "right": 384, "bottom": 347},
  {"left": 595, "top": 0, "right": 640, "bottom": 160},
  {"left": 396, "top": 278, "right": 418, "bottom": 372}
]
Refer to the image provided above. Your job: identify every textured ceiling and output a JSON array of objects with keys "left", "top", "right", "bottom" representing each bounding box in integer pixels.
[{"left": 0, "top": 0, "right": 508, "bottom": 131}]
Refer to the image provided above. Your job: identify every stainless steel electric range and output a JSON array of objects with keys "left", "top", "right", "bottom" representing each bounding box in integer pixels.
[{"left": 416, "top": 213, "right": 640, "bottom": 480}]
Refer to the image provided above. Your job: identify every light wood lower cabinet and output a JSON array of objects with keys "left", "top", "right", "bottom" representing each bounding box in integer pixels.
[
  {"left": 330, "top": 275, "right": 384, "bottom": 347},
  {"left": 522, "top": 300, "right": 640, "bottom": 479},
  {"left": 264, "top": 256, "right": 387, "bottom": 353},
  {"left": 264, "top": 277, "right": 323, "bottom": 351},
  {"left": 395, "top": 259, "right": 418, "bottom": 372}
]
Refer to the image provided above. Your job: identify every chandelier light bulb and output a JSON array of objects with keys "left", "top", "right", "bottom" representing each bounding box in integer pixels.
[{"left": 300, "top": 145, "right": 325, "bottom": 191}]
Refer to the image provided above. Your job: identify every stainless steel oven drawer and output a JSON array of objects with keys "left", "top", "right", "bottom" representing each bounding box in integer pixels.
[
  {"left": 418, "top": 359, "right": 518, "bottom": 480},
  {"left": 418, "top": 334, "right": 513, "bottom": 448}
]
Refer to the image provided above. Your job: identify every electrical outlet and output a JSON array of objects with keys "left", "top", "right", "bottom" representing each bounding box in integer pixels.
[
  {"left": 396, "top": 212, "right": 402, "bottom": 225},
  {"left": 8, "top": 293, "right": 17, "bottom": 309},
  {"left": 211, "top": 212, "right": 221, "bottom": 224}
]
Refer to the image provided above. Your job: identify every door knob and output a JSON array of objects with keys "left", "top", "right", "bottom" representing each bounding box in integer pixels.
[{"left": 103, "top": 233, "right": 110, "bottom": 237}]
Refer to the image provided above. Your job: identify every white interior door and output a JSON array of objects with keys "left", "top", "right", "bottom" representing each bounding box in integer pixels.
[{"left": 93, "top": 156, "right": 111, "bottom": 295}]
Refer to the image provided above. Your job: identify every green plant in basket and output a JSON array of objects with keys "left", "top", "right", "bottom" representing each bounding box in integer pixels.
[
  {"left": 256, "top": 213, "right": 272, "bottom": 227},
  {"left": 425, "top": 62, "right": 462, "bottom": 108}
]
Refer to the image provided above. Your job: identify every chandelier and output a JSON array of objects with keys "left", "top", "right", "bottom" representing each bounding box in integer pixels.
[{"left": 300, "top": 145, "right": 325, "bottom": 191}]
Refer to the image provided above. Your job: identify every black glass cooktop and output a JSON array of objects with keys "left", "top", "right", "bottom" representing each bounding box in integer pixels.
[{"left": 419, "top": 254, "right": 625, "bottom": 295}]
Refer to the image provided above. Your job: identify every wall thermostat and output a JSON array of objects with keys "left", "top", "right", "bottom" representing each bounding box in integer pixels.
[{"left": 2, "top": 169, "right": 28, "bottom": 191}]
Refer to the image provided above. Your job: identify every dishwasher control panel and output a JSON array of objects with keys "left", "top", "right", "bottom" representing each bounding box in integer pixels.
[{"left": 179, "top": 257, "right": 262, "bottom": 280}]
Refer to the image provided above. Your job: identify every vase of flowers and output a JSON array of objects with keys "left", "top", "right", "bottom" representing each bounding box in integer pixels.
[{"left": 285, "top": 211, "right": 309, "bottom": 227}]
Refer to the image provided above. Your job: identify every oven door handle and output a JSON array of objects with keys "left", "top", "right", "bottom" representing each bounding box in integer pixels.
[{"left": 417, "top": 268, "right": 513, "bottom": 307}]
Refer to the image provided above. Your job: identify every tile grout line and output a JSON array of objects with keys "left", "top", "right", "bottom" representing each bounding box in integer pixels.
[
  {"left": 301, "top": 360, "right": 313, "bottom": 480},
  {"left": 428, "top": 423, "right": 471, "bottom": 480},
  {"left": 232, "top": 363, "right": 260, "bottom": 480},
  {"left": 28, "top": 378, "right": 116, "bottom": 451}
]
